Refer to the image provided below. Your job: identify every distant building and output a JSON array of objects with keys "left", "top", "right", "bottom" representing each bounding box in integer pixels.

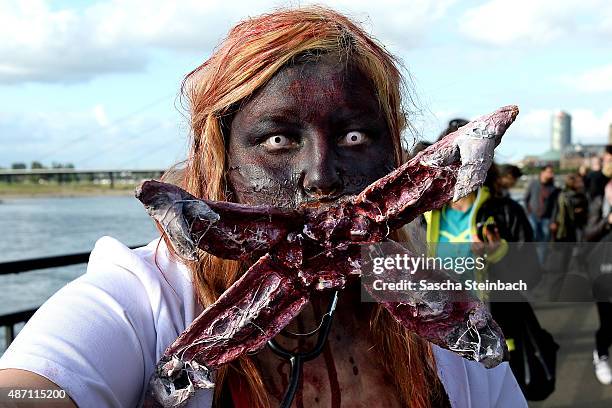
[
  {"left": 517, "top": 155, "right": 540, "bottom": 168},
  {"left": 517, "top": 151, "right": 560, "bottom": 169},
  {"left": 552, "top": 111, "right": 572, "bottom": 152},
  {"left": 519, "top": 113, "right": 610, "bottom": 170},
  {"left": 561, "top": 143, "right": 607, "bottom": 169}
]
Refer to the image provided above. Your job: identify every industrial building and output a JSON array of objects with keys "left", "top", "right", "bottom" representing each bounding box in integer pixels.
[{"left": 519, "top": 112, "right": 610, "bottom": 170}]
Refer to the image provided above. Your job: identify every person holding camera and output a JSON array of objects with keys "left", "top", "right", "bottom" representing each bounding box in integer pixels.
[{"left": 408, "top": 160, "right": 550, "bottom": 400}]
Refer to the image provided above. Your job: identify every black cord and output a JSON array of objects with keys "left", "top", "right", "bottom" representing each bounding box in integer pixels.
[{"left": 267, "top": 290, "right": 339, "bottom": 408}]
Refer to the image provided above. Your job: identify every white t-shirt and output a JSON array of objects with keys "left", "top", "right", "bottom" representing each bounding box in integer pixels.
[{"left": 0, "top": 236, "right": 527, "bottom": 408}]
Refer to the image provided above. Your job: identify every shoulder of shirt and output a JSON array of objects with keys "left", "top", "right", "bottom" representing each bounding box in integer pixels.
[
  {"left": 84, "top": 236, "right": 195, "bottom": 309},
  {"left": 89, "top": 235, "right": 159, "bottom": 271},
  {"left": 88, "top": 235, "right": 187, "bottom": 278},
  {"left": 84, "top": 236, "right": 202, "bottom": 356}
]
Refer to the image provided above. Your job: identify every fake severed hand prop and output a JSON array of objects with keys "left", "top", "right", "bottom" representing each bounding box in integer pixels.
[{"left": 137, "top": 105, "right": 519, "bottom": 407}]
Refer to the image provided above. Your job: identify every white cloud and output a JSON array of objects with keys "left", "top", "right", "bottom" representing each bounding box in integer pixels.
[
  {"left": 324, "top": 0, "right": 455, "bottom": 51},
  {"left": 0, "top": 0, "right": 146, "bottom": 83},
  {"left": 494, "top": 109, "right": 552, "bottom": 161},
  {"left": 458, "top": 0, "right": 610, "bottom": 47},
  {"left": 0, "top": 108, "right": 184, "bottom": 169},
  {"left": 571, "top": 108, "right": 612, "bottom": 144},
  {"left": 512, "top": 109, "right": 552, "bottom": 141},
  {"left": 0, "top": 0, "right": 453, "bottom": 84},
  {"left": 408, "top": 108, "right": 463, "bottom": 142},
  {"left": 92, "top": 105, "right": 109, "bottom": 127},
  {"left": 560, "top": 64, "right": 612, "bottom": 93}
]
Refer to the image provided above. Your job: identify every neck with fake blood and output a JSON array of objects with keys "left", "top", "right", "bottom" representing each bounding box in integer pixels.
[{"left": 251, "top": 281, "right": 403, "bottom": 408}]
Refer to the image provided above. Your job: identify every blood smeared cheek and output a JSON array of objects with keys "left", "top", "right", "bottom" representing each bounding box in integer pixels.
[{"left": 227, "top": 162, "right": 304, "bottom": 207}]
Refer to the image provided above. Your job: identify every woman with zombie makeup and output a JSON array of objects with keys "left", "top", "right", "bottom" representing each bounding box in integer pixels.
[{"left": 0, "top": 7, "right": 526, "bottom": 408}]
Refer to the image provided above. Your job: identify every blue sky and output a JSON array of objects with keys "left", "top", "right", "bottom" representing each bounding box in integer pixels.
[{"left": 1, "top": 0, "right": 611, "bottom": 169}]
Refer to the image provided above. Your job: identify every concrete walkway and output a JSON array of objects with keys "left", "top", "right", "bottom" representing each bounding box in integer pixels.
[{"left": 529, "top": 303, "right": 612, "bottom": 408}]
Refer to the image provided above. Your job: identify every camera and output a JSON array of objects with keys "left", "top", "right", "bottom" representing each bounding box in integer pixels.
[{"left": 476, "top": 217, "right": 497, "bottom": 242}]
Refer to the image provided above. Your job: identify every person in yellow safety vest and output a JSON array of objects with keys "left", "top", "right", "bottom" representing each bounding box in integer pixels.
[
  {"left": 407, "top": 163, "right": 548, "bottom": 400},
  {"left": 423, "top": 186, "right": 509, "bottom": 299}
]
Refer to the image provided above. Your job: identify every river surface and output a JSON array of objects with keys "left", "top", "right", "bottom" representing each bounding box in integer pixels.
[{"left": 0, "top": 195, "right": 159, "bottom": 352}]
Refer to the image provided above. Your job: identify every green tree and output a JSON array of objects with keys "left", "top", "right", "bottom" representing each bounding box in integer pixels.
[
  {"left": 31, "top": 161, "right": 45, "bottom": 169},
  {"left": 11, "top": 163, "right": 26, "bottom": 169}
]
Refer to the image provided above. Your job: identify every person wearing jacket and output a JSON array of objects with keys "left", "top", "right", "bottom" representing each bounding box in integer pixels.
[
  {"left": 543, "top": 173, "right": 589, "bottom": 299},
  {"left": 408, "top": 165, "right": 538, "bottom": 290},
  {"left": 524, "top": 165, "right": 559, "bottom": 264},
  {"left": 550, "top": 173, "right": 588, "bottom": 243},
  {"left": 407, "top": 163, "right": 545, "bottom": 400},
  {"left": 585, "top": 178, "right": 612, "bottom": 385}
]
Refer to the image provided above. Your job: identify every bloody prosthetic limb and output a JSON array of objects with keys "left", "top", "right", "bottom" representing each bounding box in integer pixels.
[
  {"left": 137, "top": 105, "right": 518, "bottom": 407},
  {"left": 362, "top": 240, "right": 503, "bottom": 365}
]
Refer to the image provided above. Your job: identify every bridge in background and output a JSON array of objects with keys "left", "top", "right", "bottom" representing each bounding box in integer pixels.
[{"left": 0, "top": 169, "right": 165, "bottom": 188}]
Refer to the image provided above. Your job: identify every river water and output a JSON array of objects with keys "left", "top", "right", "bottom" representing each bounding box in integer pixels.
[{"left": 0, "top": 195, "right": 159, "bottom": 352}]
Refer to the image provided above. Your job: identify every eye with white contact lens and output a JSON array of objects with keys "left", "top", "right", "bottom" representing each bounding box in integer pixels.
[
  {"left": 262, "top": 135, "right": 293, "bottom": 150},
  {"left": 340, "top": 131, "right": 367, "bottom": 146}
]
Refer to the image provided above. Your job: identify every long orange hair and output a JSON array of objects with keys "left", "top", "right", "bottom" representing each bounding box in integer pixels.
[{"left": 170, "top": 6, "right": 444, "bottom": 408}]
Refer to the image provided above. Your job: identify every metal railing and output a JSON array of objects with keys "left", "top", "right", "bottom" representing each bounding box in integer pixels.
[{"left": 0, "top": 245, "right": 146, "bottom": 350}]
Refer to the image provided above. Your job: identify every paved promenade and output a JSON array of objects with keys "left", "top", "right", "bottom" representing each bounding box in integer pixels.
[{"left": 530, "top": 302, "right": 612, "bottom": 407}]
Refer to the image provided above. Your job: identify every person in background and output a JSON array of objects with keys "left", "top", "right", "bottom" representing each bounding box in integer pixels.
[
  {"left": 408, "top": 169, "right": 508, "bottom": 294},
  {"left": 585, "top": 149, "right": 612, "bottom": 201},
  {"left": 550, "top": 173, "right": 588, "bottom": 243},
  {"left": 409, "top": 140, "right": 432, "bottom": 159},
  {"left": 585, "top": 173, "right": 612, "bottom": 384},
  {"left": 545, "top": 173, "right": 589, "bottom": 300},
  {"left": 408, "top": 162, "right": 542, "bottom": 399},
  {"left": 437, "top": 118, "right": 469, "bottom": 141},
  {"left": 497, "top": 164, "right": 523, "bottom": 198},
  {"left": 579, "top": 163, "right": 589, "bottom": 183},
  {"left": 524, "top": 164, "right": 559, "bottom": 263}
]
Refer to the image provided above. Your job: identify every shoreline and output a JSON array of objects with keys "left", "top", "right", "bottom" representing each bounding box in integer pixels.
[
  {"left": 1, "top": 184, "right": 528, "bottom": 200},
  {"left": 0, "top": 183, "right": 138, "bottom": 199}
]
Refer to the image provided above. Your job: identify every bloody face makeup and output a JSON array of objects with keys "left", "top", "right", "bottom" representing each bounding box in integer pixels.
[{"left": 226, "top": 54, "right": 396, "bottom": 208}]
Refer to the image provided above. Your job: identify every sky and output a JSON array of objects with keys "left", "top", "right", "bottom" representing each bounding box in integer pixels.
[{"left": 1, "top": 0, "right": 611, "bottom": 170}]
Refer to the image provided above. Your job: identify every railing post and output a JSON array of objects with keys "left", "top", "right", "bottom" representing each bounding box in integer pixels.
[{"left": 5, "top": 324, "right": 14, "bottom": 349}]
